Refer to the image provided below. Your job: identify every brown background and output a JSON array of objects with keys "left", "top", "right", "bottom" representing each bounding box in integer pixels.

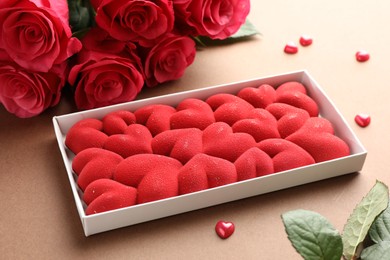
[{"left": 1, "top": 0, "right": 390, "bottom": 259}]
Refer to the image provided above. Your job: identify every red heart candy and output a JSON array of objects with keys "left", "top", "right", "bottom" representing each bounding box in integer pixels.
[
  {"left": 234, "top": 147, "right": 274, "bottom": 181},
  {"left": 137, "top": 165, "right": 179, "bottom": 204},
  {"left": 276, "top": 91, "right": 319, "bottom": 117},
  {"left": 237, "top": 84, "right": 276, "bottom": 108},
  {"left": 152, "top": 128, "right": 203, "bottom": 164},
  {"left": 72, "top": 148, "right": 123, "bottom": 191},
  {"left": 286, "top": 118, "right": 350, "bottom": 162},
  {"left": 203, "top": 122, "right": 256, "bottom": 162},
  {"left": 134, "top": 104, "right": 176, "bottom": 136},
  {"left": 103, "top": 124, "right": 153, "bottom": 158},
  {"left": 171, "top": 98, "right": 215, "bottom": 130},
  {"left": 356, "top": 50, "right": 370, "bottom": 62},
  {"left": 284, "top": 42, "right": 298, "bottom": 54},
  {"left": 114, "top": 154, "right": 182, "bottom": 187},
  {"left": 215, "top": 220, "right": 235, "bottom": 239},
  {"left": 232, "top": 109, "right": 280, "bottom": 142},
  {"left": 275, "top": 81, "right": 307, "bottom": 95},
  {"left": 299, "top": 35, "right": 313, "bottom": 46},
  {"left": 65, "top": 118, "right": 108, "bottom": 154},
  {"left": 102, "top": 110, "right": 136, "bottom": 135},
  {"left": 84, "top": 179, "right": 137, "bottom": 215},
  {"left": 206, "top": 94, "right": 254, "bottom": 126},
  {"left": 355, "top": 114, "right": 371, "bottom": 127},
  {"left": 257, "top": 139, "right": 315, "bottom": 172},
  {"left": 266, "top": 103, "right": 310, "bottom": 138},
  {"left": 178, "top": 153, "right": 237, "bottom": 195}
]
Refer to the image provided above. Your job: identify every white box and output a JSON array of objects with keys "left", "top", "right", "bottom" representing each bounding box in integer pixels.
[{"left": 53, "top": 70, "right": 367, "bottom": 236}]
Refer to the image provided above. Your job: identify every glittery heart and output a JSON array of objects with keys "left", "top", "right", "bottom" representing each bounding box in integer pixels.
[
  {"left": 102, "top": 110, "right": 136, "bottom": 135},
  {"left": 286, "top": 118, "right": 350, "bottom": 162},
  {"left": 203, "top": 122, "right": 256, "bottom": 162},
  {"left": 206, "top": 93, "right": 254, "bottom": 126},
  {"left": 299, "top": 35, "right": 313, "bottom": 46},
  {"left": 284, "top": 42, "right": 298, "bottom": 54},
  {"left": 170, "top": 98, "right": 215, "bottom": 130},
  {"left": 84, "top": 179, "right": 137, "bottom": 215},
  {"left": 355, "top": 113, "right": 371, "bottom": 127},
  {"left": 237, "top": 84, "right": 276, "bottom": 108},
  {"left": 356, "top": 50, "right": 370, "bottom": 62},
  {"left": 65, "top": 118, "right": 108, "bottom": 154},
  {"left": 72, "top": 148, "right": 123, "bottom": 191},
  {"left": 215, "top": 220, "right": 235, "bottom": 239},
  {"left": 134, "top": 104, "right": 176, "bottom": 136}
]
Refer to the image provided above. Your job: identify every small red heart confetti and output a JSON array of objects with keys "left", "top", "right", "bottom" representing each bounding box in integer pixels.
[
  {"left": 356, "top": 50, "right": 370, "bottom": 62},
  {"left": 355, "top": 114, "right": 371, "bottom": 127},
  {"left": 215, "top": 220, "right": 235, "bottom": 239},
  {"left": 284, "top": 42, "right": 298, "bottom": 54},
  {"left": 299, "top": 35, "right": 313, "bottom": 46}
]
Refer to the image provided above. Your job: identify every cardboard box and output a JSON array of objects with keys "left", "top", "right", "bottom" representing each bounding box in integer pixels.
[{"left": 53, "top": 70, "right": 367, "bottom": 236}]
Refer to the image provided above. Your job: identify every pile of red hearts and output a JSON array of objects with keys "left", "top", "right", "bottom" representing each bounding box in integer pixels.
[{"left": 65, "top": 81, "right": 350, "bottom": 215}]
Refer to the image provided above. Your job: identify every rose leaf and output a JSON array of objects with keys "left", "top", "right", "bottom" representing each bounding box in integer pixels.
[
  {"left": 281, "top": 209, "right": 343, "bottom": 260},
  {"left": 360, "top": 241, "right": 390, "bottom": 260},
  {"left": 342, "top": 181, "right": 389, "bottom": 260},
  {"left": 368, "top": 202, "right": 390, "bottom": 243},
  {"left": 228, "top": 19, "right": 261, "bottom": 39}
]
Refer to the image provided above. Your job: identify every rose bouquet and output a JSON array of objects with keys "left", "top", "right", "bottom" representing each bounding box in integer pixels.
[{"left": 0, "top": 0, "right": 254, "bottom": 118}]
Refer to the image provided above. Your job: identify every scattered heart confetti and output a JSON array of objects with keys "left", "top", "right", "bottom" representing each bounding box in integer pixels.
[
  {"left": 356, "top": 50, "right": 370, "bottom": 62},
  {"left": 299, "top": 35, "right": 313, "bottom": 46},
  {"left": 215, "top": 220, "right": 235, "bottom": 239},
  {"left": 355, "top": 114, "right": 371, "bottom": 127},
  {"left": 284, "top": 42, "right": 298, "bottom": 54}
]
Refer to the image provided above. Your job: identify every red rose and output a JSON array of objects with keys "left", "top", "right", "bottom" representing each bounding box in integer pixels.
[
  {"left": 68, "top": 31, "right": 144, "bottom": 110},
  {"left": 0, "top": 0, "right": 81, "bottom": 72},
  {"left": 173, "top": 0, "right": 250, "bottom": 39},
  {"left": 142, "top": 33, "right": 196, "bottom": 87},
  {"left": 93, "top": 0, "right": 174, "bottom": 46},
  {"left": 0, "top": 61, "right": 67, "bottom": 118}
]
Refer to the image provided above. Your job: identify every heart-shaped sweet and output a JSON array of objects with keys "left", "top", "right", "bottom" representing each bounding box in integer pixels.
[
  {"left": 72, "top": 148, "right": 123, "bottom": 191},
  {"left": 275, "top": 81, "right": 307, "bottom": 95},
  {"left": 234, "top": 147, "right": 274, "bottom": 181},
  {"left": 276, "top": 91, "right": 319, "bottom": 117},
  {"left": 284, "top": 42, "right": 298, "bottom": 54},
  {"left": 84, "top": 179, "right": 137, "bottom": 215},
  {"left": 134, "top": 104, "right": 176, "bottom": 136},
  {"left": 237, "top": 84, "right": 276, "bottom": 109},
  {"left": 137, "top": 165, "right": 179, "bottom": 204},
  {"left": 203, "top": 122, "right": 257, "bottom": 162},
  {"left": 103, "top": 124, "right": 153, "bottom": 158},
  {"left": 299, "top": 35, "right": 313, "bottom": 46},
  {"left": 152, "top": 128, "right": 203, "bottom": 164},
  {"left": 356, "top": 50, "right": 370, "bottom": 62},
  {"left": 170, "top": 98, "right": 215, "bottom": 130},
  {"left": 215, "top": 220, "right": 235, "bottom": 239},
  {"left": 65, "top": 118, "right": 108, "bottom": 154},
  {"left": 102, "top": 110, "right": 136, "bottom": 135},
  {"left": 286, "top": 118, "right": 350, "bottom": 162},
  {"left": 257, "top": 139, "right": 315, "bottom": 172},
  {"left": 266, "top": 103, "right": 310, "bottom": 138},
  {"left": 355, "top": 113, "right": 371, "bottom": 127},
  {"left": 232, "top": 108, "right": 280, "bottom": 142},
  {"left": 178, "top": 153, "right": 237, "bottom": 195},
  {"left": 114, "top": 154, "right": 182, "bottom": 187},
  {"left": 206, "top": 93, "right": 254, "bottom": 126}
]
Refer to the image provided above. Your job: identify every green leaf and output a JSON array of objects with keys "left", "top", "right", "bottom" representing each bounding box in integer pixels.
[
  {"left": 368, "top": 203, "right": 390, "bottom": 243},
  {"left": 228, "top": 19, "right": 261, "bottom": 39},
  {"left": 342, "top": 181, "right": 389, "bottom": 260},
  {"left": 360, "top": 241, "right": 390, "bottom": 260},
  {"left": 67, "top": 0, "right": 95, "bottom": 34},
  {"left": 281, "top": 209, "right": 343, "bottom": 260}
]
